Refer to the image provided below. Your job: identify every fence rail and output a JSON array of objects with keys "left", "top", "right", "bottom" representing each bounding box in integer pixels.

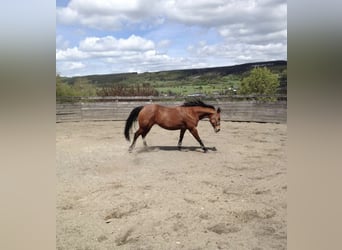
[
  {"left": 57, "top": 94, "right": 287, "bottom": 102},
  {"left": 56, "top": 96, "right": 287, "bottom": 123}
]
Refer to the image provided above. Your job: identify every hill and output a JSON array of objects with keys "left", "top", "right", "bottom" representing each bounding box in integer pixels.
[{"left": 60, "top": 60, "right": 287, "bottom": 96}]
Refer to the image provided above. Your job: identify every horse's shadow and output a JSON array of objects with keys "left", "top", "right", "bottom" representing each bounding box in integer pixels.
[{"left": 137, "top": 145, "right": 217, "bottom": 153}]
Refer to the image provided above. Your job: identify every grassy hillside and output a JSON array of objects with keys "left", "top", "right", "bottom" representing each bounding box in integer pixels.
[{"left": 60, "top": 60, "right": 287, "bottom": 96}]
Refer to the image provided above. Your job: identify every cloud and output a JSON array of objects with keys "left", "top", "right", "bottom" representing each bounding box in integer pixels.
[
  {"left": 56, "top": 35, "right": 70, "bottom": 50},
  {"left": 187, "top": 39, "right": 286, "bottom": 64},
  {"left": 57, "top": 61, "right": 86, "bottom": 76},
  {"left": 57, "top": 0, "right": 286, "bottom": 31},
  {"left": 79, "top": 35, "right": 155, "bottom": 52},
  {"left": 57, "top": 0, "right": 287, "bottom": 50},
  {"left": 56, "top": 35, "right": 156, "bottom": 60},
  {"left": 157, "top": 39, "right": 171, "bottom": 48},
  {"left": 56, "top": 0, "right": 287, "bottom": 76},
  {"left": 56, "top": 34, "right": 192, "bottom": 76},
  {"left": 64, "top": 61, "right": 86, "bottom": 70},
  {"left": 56, "top": 47, "right": 89, "bottom": 60},
  {"left": 57, "top": 0, "right": 161, "bottom": 30}
]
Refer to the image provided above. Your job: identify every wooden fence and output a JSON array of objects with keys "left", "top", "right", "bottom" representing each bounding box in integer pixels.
[{"left": 56, "top": 96, "right": 287, "bottom": 123}]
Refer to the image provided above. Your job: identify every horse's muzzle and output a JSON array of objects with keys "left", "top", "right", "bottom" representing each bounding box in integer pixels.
[{"left": 215, "top": 128, "right": 220, "bottom": 133}]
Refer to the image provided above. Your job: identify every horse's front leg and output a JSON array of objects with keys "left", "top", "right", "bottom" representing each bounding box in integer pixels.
[
  {"left": 177, "top": 128, "right": 186, "bottom": 150},
  {"left": 189, "top": 127, "right": 207, "bottom": 152}
]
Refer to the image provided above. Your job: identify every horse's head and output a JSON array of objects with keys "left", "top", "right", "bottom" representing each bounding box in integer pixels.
[{"left": 209, "top": 107, "right": 221, "bottom": 133}]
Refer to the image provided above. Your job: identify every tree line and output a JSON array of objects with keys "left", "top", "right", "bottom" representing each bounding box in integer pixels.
[
  {"left": 57, "top": 66, "right": 284, "bottom": 100},
  {"left": 56, "top": 77, "right": 159, "bottom": 97}
]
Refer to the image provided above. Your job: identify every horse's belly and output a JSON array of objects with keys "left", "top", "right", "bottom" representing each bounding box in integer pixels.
[
  {"left": 159, "top": 125, "right": 182, "bottom": 130},
  {"left": 158, "top": 121, "right": 185, "bottom": 130}
]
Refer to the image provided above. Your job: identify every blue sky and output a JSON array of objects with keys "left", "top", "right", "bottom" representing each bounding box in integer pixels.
[{"left": 56, "top": 0, "right": 287, "bottom": 76}]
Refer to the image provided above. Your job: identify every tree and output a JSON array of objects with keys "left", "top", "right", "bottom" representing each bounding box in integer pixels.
[
  {"left": 238, "top": 67, "right": 280, "bottom": 101},
  {"left": 73, "top": 78, "right": 97, "bottom": 96},
  {"left": 56, "top": 76, "right": 97, "bottom": 97},
  {"left": 56, "top": 75, "right": 74, "bottom": 97}
]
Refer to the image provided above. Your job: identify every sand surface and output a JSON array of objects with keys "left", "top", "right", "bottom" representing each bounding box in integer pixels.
[{"left": 56, "top": 121, "right": 287, "bottom": 249}]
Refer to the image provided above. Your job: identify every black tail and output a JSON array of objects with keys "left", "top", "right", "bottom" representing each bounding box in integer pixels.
[{"left": 124, "top": 106, "right": 144, "bottom": 141}]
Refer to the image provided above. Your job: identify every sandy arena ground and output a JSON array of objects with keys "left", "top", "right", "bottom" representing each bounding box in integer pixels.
[{"left": 56, "top": 120, "right": 287, "bottom": 250}]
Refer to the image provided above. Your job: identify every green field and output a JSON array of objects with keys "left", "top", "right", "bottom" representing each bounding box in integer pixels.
[{"left": 151, "top": 74, "right": 241, "bottom": 96}]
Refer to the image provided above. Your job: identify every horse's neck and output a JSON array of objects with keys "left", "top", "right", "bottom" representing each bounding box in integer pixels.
[{"left": 195, "top": 107, "right": 214, "bottom": 120}]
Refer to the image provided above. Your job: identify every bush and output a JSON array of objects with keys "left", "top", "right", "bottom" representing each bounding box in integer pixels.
[{"left": 238, "top": 67, "right": 280, "bottom": 101}]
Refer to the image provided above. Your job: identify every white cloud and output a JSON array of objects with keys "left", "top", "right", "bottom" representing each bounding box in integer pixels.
[
  {"left": 57, "top": 61, "right": 86, "bottom": 76},
  {"left": 157, "top": 39, "right": 171, "bottom": 48},
  {"left": 57, "top": 0, "right": 286, "bottom": 31},
  {"left": 57, "top": 35, "right": 156, "bottom": 61},
  {"left": 56, "top": 35, "right": 70, "bottom": 50},
  {"left": 56, "top": 6, "right": 79, "bottom": 24},
  {"left": 57, "top": 0, "right": 160, "bottom": 30},
  {"left": 66, "top": 61, "right": 86, "bottom": 70},
  {"left": 218, "top": 24, "right": 287, "bottom": 46},
  {"left": 56, "top": 0, "right": 287, "bottom": 75},
  {"left": 79, "top": 35, "right": 155, "bottom": 51},
  {"left": 56, "top": 47, "right": 89, "bottom": 60},
  {"left": 56, "top": 34, "right": 193, "bottom": 76},
  {"left": 187, "top": 38, "right": 286, "bottom": 66}
]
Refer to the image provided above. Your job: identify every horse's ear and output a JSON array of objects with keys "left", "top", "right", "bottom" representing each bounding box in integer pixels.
[{"left": 217, "top": 107, "right": 221, "bottom": 113}]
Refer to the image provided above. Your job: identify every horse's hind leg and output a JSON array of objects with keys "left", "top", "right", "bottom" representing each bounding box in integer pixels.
[
  {"left": 142, "top": 137, "right": 147, "bottom": 147},
  {"left": 129, "top": 128, "right": 143, "bottom": 152},
  {"left": 141, "top": 126, "right": 152, "bottom": 147},
  {"left": 129, "top": 126, "right": 152, "bottom": 152}
]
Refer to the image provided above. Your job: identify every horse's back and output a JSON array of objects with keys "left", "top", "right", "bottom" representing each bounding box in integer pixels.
[{"left": 141, "top": 104, "right": 178, "bottom": 113}]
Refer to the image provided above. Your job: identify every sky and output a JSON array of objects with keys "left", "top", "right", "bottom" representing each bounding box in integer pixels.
[{"left": 56, "top": 0, "right": 287, "bottom": 77}]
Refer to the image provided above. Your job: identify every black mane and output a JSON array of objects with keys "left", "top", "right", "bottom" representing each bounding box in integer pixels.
[{"left": 181, "top": 99, "right": 215, "bottom": 110}]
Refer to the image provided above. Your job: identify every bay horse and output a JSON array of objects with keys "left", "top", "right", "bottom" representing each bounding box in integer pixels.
[{"left": 124, "top": 99, "right": 221, "bottom": 152}]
